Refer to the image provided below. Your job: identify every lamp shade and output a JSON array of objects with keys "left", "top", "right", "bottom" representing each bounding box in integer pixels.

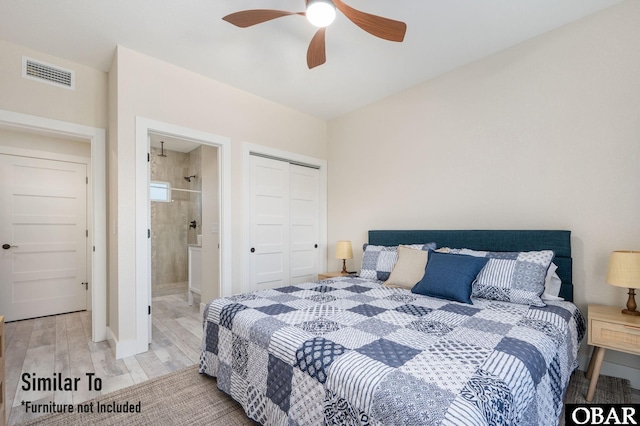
[
  {"left": 606, "top": 251, "right": 640, "bottom": 289},
  {"left": 335, "top": 241, "right": 353, "bottom": 260}
]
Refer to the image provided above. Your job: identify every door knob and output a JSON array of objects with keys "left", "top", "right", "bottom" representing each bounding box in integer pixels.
[
  {"left": 250, "top": 247, "right": 255, "bottom": 253},
  {"left": 2, "top": 244, "right": 18, "bottom": 250}
]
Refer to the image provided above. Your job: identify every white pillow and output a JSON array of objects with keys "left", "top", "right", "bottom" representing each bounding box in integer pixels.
[{"left": 542, "top": 262, "right": 563, "bottom": 300}]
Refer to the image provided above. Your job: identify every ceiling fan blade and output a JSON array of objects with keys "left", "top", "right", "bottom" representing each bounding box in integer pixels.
[
  {"left": 222, "top": 10, "right": 304, "bottom": 28},
  {"left": 307, "top": 28, "right": 327, "bottom": 69},
  {"left": 332, "top": 0, "right": 406, "bottom": 42}
]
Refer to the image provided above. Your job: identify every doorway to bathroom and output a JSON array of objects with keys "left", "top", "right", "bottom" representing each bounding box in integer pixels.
[
  {"left": 135, "top": 117, "right": 231, "bottom": 356},
  {"left": 148, "top": 133, "right": 220, "bottom": 338},
  {"left": 149, "top": 134, "right": 219, "bottom": 303}
]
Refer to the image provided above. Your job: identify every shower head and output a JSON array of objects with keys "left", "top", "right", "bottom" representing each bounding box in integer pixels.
[
  {"left": 158, "top": 141, "right": 167, "bottom": 157},
  {"left": 184, "top": 175, "right": 197, "bottom": 182}
]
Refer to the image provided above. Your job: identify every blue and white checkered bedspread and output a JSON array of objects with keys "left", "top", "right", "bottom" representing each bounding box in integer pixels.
[{"left": 199, "top": 277, "right": 585, "bottom": 425}]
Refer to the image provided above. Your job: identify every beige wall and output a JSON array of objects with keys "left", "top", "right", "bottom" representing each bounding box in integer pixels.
[
  {"left": 111, "top": 45, "right": 327, "bottom": 343},
  {"left": 0, "top": 39, "right": 111, "bottom": 330},
  {"left": 201, "top": 145, "right": 219, "bottom": 305},
  {"left": 0, "top": 40, "right": 108, "bottom": 129},
  {"left": 0, "top": 128, "right": 91, "bottom": 157},
  {"left": 328, "top": 1, "right": 640, "bottom": 375},
  {"left": 108, "top": 51, "right": 118, "bottom": 337}
]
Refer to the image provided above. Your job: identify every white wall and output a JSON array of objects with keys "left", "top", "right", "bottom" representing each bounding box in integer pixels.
[
  {"left": 201, "top": 145, "right": 219, "bottom": 306},
  {"left": 328, "top": 1, "right": 640, "bottom": 375},
  {"left": 110, "top": 45, "right": 327, "bottom": 344},
  {"left": 0, "top": 40, "right": 108, "bottom": 129},
  {"left": 0, "top": 128, "right": 91, "bottom": 157},
  {"left": 107, "top": 48, "right": 118, "bottom": 335}
]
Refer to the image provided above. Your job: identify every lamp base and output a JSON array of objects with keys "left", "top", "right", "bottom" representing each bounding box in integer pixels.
[
  {"left": 341, "top": 259, "right": 348, "bottom": 274},
  {"left": 622, "top": 288, "right": 640, "bottom": 316}
]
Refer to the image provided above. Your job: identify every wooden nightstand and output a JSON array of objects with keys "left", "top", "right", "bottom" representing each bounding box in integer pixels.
[
  {"left": 586, "top": 304, "right": 640, "bottom": 401},
  {"left": 318, "top": 271, "right": 350, "bottom": 280}
]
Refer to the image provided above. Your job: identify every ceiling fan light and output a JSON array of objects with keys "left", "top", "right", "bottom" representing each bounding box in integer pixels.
[{"left": 306, "top": 0, "right": 336, "bottom": 28}]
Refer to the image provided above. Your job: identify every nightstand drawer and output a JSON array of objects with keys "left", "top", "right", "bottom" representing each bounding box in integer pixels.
[{"left": 590, "top": 318, "right": 640, "bottom": 355}]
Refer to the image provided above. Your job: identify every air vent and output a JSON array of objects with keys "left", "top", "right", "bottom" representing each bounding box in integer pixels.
[{"left": 22, "top": 56, "right": 75, "bottom": 90}]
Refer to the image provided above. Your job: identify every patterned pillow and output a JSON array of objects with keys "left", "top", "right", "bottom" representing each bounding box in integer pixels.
[
  {"left": 449, "top": 248, "right": 554, "bottom": 306},
  {"left": 360, "top": 243, "right": 436, "bottom": 281}
]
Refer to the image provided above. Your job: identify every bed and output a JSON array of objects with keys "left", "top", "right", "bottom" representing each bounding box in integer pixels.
[{"left": 199, "top": 230, "right": 585, "bottom": 425}]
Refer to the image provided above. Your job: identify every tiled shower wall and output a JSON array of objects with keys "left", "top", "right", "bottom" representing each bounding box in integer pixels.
[
  {"left": 150, "top": 146, "right": 201, "bottom": 286},
  {"left": 188, "top": 146, "right": 202, "bottom": 245}
]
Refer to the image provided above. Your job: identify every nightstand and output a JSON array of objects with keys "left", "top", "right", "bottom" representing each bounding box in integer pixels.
[
  {"left": 586, "top": 304, "right": 640, "bottom": 401},
  {"left": 318, "top": 271, "right": 350, "bottom": 280}
]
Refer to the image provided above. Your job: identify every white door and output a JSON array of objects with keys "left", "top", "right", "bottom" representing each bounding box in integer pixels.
[
  {"left": 250, "top": 156, "right": 290, "bottom": 291},
  {"left": 0, "top": 154, "right": 87, "bottom": 321},
  {"left": 289, "top": 164, "right": 320, "bottom": 285},
  {"left": 249, "top": 156, "right": 321, "bottom": 291}
]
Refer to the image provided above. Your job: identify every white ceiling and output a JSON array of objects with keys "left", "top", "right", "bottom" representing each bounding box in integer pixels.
[{"left": 0, "top": 0, "right": 623, "bottom": 119}]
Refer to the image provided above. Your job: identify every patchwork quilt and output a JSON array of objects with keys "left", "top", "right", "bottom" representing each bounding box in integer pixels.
[{"left": 199, "top": 277, "right": 585, "bottom": 425}]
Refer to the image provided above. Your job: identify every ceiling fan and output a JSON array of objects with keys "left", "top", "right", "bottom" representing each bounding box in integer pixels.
[{"left": 222, "top": 0, "right": 407, "bottom": 69}]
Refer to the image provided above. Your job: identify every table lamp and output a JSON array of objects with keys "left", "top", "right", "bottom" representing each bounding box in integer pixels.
[
  {"left": 335, "top": 241, "right": 353, "bottom": 274},
  {"left": 606, "top": 250, "right": 640, "bottom": 316}
]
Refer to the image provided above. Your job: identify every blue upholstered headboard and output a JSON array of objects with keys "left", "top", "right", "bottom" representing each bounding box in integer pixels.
[{"left": 368, "top": 230, "right": 573, "bottom": 302}]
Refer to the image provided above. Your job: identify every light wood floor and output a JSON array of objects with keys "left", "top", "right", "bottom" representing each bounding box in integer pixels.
[
  {"left": 4, "top": 290, "right": 202, "bottom": 425},
  {"left": 152, "top": 280, "right": 188, "bottom": 298}
]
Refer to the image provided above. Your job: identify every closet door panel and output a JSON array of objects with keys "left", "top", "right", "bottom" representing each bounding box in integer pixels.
[
  {"left": 289, "top": 164, "right": 320, "bottom": 285},
  {"left": 250, "top": 156, "right": 290, "bottom": 291}
]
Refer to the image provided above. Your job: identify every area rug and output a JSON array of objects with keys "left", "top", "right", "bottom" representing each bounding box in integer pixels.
[
  {"left": 559, "top": 370, "right": 632, "bottom": 426},
  {"left": 17, "top": 366, "right": 631, "bottom": 426},
  {"left": 17, "top": 366, "right": 254, "bottom": 426},
  {"left": 564, "top": 370, "right": 631, "bottom": 404}
]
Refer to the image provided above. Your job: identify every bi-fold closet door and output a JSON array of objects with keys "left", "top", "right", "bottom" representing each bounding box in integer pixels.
[{"left": 249, "top": 155, "right": 320, "bottom": 291}]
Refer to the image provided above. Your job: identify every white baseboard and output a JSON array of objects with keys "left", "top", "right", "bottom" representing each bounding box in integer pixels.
[
  {"left": 106, "top": 326, "right": 140, "bottom": 360},
  {"left": 577, "top": 354, "right": 640, "bottom": 390}
]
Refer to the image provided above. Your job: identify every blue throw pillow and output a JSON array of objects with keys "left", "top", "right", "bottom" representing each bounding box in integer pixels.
[{"left": 411, "top": 251, "right": 489, "bottom": 304}]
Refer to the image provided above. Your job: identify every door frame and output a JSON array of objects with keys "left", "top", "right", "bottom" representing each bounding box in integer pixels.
[
  {"left": 242, "top": 142, "right": 327, "bottom": 293},
  {"left": 135, "top": 117, "right": 232, "bottom": 354},
  {"left": 0, "top": 108, "right": 107, "bottom": 341}
]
